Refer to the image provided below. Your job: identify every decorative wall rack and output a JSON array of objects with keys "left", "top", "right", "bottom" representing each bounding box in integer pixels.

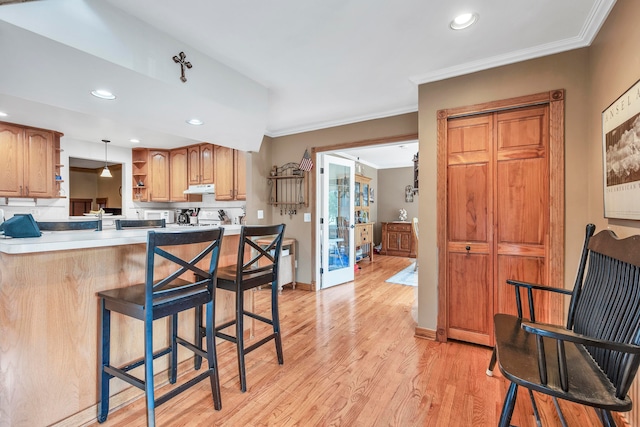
[{"left": 267, "top": 162, "right": 308, "bottom": 216}]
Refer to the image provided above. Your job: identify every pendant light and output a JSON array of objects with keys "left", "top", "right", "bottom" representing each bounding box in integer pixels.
[{"left": 100, "top": 139, "right": 112, "bottom": 178}]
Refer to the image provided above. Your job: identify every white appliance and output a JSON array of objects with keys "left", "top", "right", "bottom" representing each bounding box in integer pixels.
[
  {"left": 183, "top": 184, "right": 215, "bottom": 195},
  {"left": 143, "top": 210, "right": 174, "bottom": 223}
]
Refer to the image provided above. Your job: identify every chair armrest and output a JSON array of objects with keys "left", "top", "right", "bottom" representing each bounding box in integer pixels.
[
  {"left": 506, "top": 279, "right": 572, "bottom": 295},
  {"left": 521, "top": 321, "right": 640, "bottom": 354}
]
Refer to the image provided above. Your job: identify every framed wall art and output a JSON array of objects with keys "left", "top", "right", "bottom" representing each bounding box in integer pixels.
[{"left": 602, "top": 79, "right": 640, "bottom": 219}]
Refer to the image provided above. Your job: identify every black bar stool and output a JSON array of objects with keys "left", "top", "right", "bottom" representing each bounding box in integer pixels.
[
  {"left": 37, "top": 219, "right": 102, "bottom": 231},
  {"left": 204, "top": 224, "right": 285, "bottom": 392},
  {"left": 97, "top": 228, "right": 224, "bottom": 425},
  {"left": 115, "top": 219, "right": 166, "bottom": 229}
]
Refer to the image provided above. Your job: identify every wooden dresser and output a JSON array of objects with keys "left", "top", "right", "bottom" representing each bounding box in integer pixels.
[{"left": 381, "top": 221, "right": 416, "bottom": 258}]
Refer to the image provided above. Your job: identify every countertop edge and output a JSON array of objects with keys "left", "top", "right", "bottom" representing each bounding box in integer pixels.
[{"left": 0, "top": 225, "right": 242, "bottom": 255}]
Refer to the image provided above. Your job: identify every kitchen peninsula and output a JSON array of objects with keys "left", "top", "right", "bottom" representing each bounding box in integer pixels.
[{"left": 0, "top": 225, "right": 244, "bottom": 426}]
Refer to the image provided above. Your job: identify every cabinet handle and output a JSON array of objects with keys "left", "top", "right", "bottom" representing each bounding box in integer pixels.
[
  {"left": 25, "top": 186, "right": 29, "bottom": 196},
  {"left": 465, "top": 245, "right": 471, "bottom": 252}
]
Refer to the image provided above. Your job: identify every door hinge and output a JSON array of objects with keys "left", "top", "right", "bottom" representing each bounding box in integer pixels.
[
  {"left": 320, "top": 267, "right": 324, "bottom": 274},
  {"left": 320, "top": 167, "right": 324, "bottom": 174},
  {"left": 320, "top": 217, "right": 324, "bottom": 224}
]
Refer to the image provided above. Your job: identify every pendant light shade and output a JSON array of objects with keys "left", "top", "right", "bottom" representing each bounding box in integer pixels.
[{"left": 100, "top": 139, "right": 112, "bottom": 178}]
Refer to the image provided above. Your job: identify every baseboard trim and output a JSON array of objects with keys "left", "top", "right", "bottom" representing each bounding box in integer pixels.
[
  {"left": 292, "top": 282, "right": 314, "bottom": 291},
  {"left": 414, "top": 326, "right": 437, "bottom": 340}
]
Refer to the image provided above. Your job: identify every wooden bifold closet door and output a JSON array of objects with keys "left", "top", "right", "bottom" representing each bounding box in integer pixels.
[{"left": 436, "top": 90, "right": 565, "bottom": 346}]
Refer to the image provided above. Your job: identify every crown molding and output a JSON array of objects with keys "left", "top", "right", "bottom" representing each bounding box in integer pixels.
[
  {"left": 410, "top": 0, "right": 616, "bottom": 86},
  {"left": 265, "top": 104, "right": 418, "bottom": 138}
]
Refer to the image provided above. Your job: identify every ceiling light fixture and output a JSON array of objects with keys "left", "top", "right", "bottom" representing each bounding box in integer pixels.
[
  {"left": 100, "top": 139, "right": 112, "bottom": 178},
  {"left": 0, "top": 112, "right": 7, "bottom": 117},
  {"left": 91, "top": 89, "right": 116, "bottom": 100},
  {"left": 186, "top": 118, "right": 204, "bottom": 126},
  {"left": 129, "top": 138, "right": 140, "bottom": 144},
  {"left": 450, "top": 12, "right": 478, "bottom": 30}
]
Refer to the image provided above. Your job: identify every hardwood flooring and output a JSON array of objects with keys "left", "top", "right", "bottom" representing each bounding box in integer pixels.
[{"left": 87, "top": 255, "right": 624, "bottom": 427}]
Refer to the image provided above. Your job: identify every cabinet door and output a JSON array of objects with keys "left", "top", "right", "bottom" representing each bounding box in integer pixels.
[
  {"left": 214, "top": 145, "right": 234, "bottom": 201},
  {"left": 170, "top": 148, "right": 188, "bottom": 202},
  {"left": 187, "top": 145, "right": 201, "bottom": 185},
  {"left": 234, "top": 149, "right": 246, "bottom": 200},
  {"left": 24, "top": 128, "right": 54, "bottom": 197},
  {"left": 149, "top": 150, "right": 170, "bottom": 201},
  {"left": 0, "top": 124, "right": 24, "bottom": 196},
  {"left": 200, "top": 144, "right": 214, "bottom": 184},
  {"left": 387, "top": 231, "right": 400, "bottom": 251}
]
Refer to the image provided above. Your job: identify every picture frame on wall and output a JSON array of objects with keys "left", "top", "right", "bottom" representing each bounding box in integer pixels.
[{"left": 602, "top": 78, "right": 640, "bottom": 220}]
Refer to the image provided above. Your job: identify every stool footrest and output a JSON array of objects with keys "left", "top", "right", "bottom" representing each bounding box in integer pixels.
[
  {"left": 155, "top": 370, "right": 218, "bottom": 408},
  {"left": 245, "top": 333, "right": 277, "bottom": 354},
  {"left": 245, "top": 310, "right": 274, "bottom": 325}
]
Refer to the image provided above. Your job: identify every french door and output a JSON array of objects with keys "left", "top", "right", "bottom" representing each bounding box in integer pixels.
[{"left": 319, "top": 154, "right": 355, "bottom": 288}]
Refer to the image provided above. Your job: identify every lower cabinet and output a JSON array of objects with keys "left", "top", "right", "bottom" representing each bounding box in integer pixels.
[{"left": 381, "top": 221, "right": 416, "bottom": 258}]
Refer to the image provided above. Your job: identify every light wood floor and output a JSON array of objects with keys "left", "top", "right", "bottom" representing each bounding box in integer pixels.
[{"left": 88, "top": 255, "right": 623, "bottom": 427}]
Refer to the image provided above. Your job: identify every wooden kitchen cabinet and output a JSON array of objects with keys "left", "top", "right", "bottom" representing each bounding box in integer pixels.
[
  {"left": 187, "top": 143, "right": 214, "bottom": 185},
  {"left": 214, "top": 145, "right": 246, "bottom": 201},
  {"left": 132, "top": 148, "right": 148, "bottom": 201},
  {"left": 381, "top": 222, "right": 416, "bottom": 258},
  {"left": 0, "top": 121, "right": 62, "bottom": 198},
  {"left": 169, "top": 148, "right": 188, "bottom": 202},
  {"left": 148, "top": 149, "right": 170, "bottom": 202}
]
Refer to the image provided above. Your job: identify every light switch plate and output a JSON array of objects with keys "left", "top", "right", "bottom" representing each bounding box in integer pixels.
[
  {"left": 304, "top": 213, "right": 311, "bottom": 222},
  {"left": 257, "top": 209, "right": 264, "bottom": 219}
]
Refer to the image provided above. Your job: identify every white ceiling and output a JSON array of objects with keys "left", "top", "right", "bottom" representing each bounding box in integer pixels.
[{"left": 0, "top": 0, "right": 616, "bottom": 166}]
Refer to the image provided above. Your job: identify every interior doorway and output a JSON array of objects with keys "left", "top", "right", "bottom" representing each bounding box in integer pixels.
[{"left": 311, "top": 133, "right": 419, "bottom": 290}]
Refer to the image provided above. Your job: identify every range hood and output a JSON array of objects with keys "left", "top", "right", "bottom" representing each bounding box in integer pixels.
[{"left": 183, "top": 184, "right": 215, "bottom": 194}]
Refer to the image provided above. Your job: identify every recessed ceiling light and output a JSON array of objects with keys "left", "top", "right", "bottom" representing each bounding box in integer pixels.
[
  {"left": 450, "top": 12, "right": 478, "bottom": 30},
  {"left": 129, "top": 138, "right": 140, "bottom": 143},
  {"left": 186, "top": 118, "right": 204, "bottom": 126},
  {"left": 0, "top": 112, "right": 7, "bottom": 117},
  {"left": 91, "top": 89, "right": 116, "bottom": 100}
]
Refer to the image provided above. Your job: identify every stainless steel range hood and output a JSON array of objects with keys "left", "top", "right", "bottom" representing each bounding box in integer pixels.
[{"left": 183, "top": 184, "right": 215, "bottom": 194}]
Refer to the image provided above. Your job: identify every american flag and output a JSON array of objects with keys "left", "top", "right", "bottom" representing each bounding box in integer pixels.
[{"left": 298, "top": 149, "right": 313, "bottom": 171}]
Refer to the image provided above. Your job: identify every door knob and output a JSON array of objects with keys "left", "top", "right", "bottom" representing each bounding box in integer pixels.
[{"left": 465, "top": 245, "right": 471, "bottom": 252}]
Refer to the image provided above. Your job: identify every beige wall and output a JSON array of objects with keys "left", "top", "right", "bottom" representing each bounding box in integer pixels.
[
  {"left": 587, "top": 0, "right": 640, "bottom": 237},
  {"left": 417, "top": 49, "right": 591, "bottom": 329},
  {"left": 377, "top": 167, "right": 418, "bottom": 242},
  {"left": 269, "top": 113, "right": 418, "bottom": 285}
]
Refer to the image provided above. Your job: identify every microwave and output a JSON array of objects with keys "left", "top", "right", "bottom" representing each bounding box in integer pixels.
[{"left": 143, "top": 210, "right": 174, "bottom": 223}]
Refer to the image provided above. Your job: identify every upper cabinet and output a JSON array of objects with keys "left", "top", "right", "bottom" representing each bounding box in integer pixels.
[
  {"left": 148, "top": 150, "right": 170, "bottom": 202},
  {"left": 187, "top": 143, "right": 214, "bottom": 185},
  {"left": 169, "top": 148, "right": 188, "bottom": 202},
  {"left": 0, "top": 121, "right": 62, "bottom": 199},
  {"left": 214, "top": 146, "right": 246, "bottom": 201}
]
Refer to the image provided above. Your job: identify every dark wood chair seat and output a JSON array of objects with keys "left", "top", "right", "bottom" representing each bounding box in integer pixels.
[
  {"left": 494, "top": 224, "right": 640, "bottom": 427},
  {"left": 495, "top": 314, "right": 631, "bottom": 412}
]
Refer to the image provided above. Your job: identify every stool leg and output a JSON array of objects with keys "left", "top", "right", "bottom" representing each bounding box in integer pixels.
[
  {"left": 97, "top": 300, "right": 111, "bottom": 423},
  {"left": 194, "top": 305, "right": 203, "bottom": 370},
  {"left": 205, "top": 299, "right": 222, "bottom": 410},
  {"left": 498, "top": 382, "right": 518, "bottom": 427},
  {"left": 144, "top": 317, "right": 156, "bottom": 426},
  {"left": 236, "top": 289, "right": 247, "bottom": 392},
  {"left": 169, "top": 314, "right": 178, "bottom": 384},
  {"left": 486, "top": 347, "right": 497, "bottom": 376},
  {"left": 271, "top": 280, "right": 284, "bottom": 364}
]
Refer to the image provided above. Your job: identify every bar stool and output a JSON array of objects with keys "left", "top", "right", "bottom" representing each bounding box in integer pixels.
[
  {"left": 206, "top": 224, "right": 286, "bottom": 392},
  {"left": 37, "top": 219, "right": 102, "bottom": 231},
  {"left": 115, "top": 219, "right": 166, "bottom": 229},
  {"left": 97, "top": 228, "right": 224, "bottom": 425}
]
